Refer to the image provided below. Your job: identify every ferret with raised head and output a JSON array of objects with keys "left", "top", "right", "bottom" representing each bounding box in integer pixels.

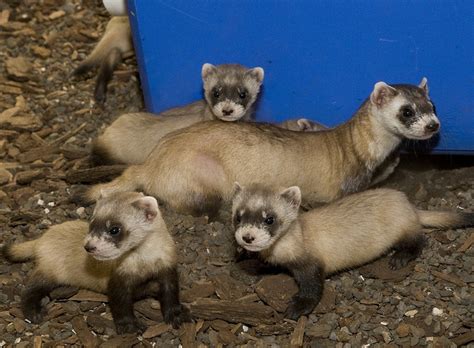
[
  {"left": 232, "top": 183, "right": 474, "bottom": 320},
  {"left": 92, "top": 63, "right": 264, "bottom": 165},
  {"left": 85, "top": 78, "right": 439, "bottom": 217},
  {"left": 2, "top": 191, "right": 190, "bottom": 334},
  {"left": 73, "top": 16, "right": 132, "bottom": 103}
]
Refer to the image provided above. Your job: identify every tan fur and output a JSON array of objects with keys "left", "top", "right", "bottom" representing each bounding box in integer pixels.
[
  {"left": 80, "top": 16, "right": 132, "bottom": 67},
  {"left": 4, "top": 240, "right": 37, "bottom": 262},
  {"left": 94, "top": 110, "right": 204, "bottom": 164},
  {"left": 6, "top": 193, "right": 176, "bottom": 294},
  {"left": 87, "top": 82, "right": 437, "bottom": 214}
]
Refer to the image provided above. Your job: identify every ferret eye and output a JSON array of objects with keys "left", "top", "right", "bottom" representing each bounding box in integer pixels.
[
  {"left": 264, "top": 216, "right": 274, "bottom": 225},
  {"left": 213, "top": 89, "right": 221, "bottom": 98},
  {"left": 239, "top": 91, "right": 247, "bottom": 99},
  {"left": 402, "top": 107, "right": 414, "bottom": 118},
  {"left": 109, "top": 226, "right": 121, "bottom": 235},
  {"left": 235, "top": 214, "right": 241, "bottom": 224}
]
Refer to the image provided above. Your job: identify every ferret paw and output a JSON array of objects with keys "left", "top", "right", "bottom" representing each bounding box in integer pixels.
[
  {"left": 284, "top": 296, "right": 317, "bottom": 320},
  {"left": 115, "top": 318, "right": 145, "bottom": 335},
  {"left": 163, "top": 304, "right": 192, "bottom": 329},
  {"left": 22, "top": 305, "right": 45, "bottom": 324},
  {"left": 389, "top": 251, "right": 413, "bottom": 270}
]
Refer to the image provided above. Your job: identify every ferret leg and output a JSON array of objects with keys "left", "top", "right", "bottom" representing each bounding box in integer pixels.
[
  {"left": 21, "top": 271, "right": 59, "bottom": 323},
  {"left": 284, "top": 261, "right": 325, "bottom": 320},
  {"left": 371, "top": 154, "right": 400, "bottom": 186},
  {"left": 389, "top": 233, "right": 426, "bottom": 270},
  {"left": 94, "top": 48, "right": 122, "bottom": 104},
  {"left": 157, "top": 267, "right": 191, "bottom": 328},
  {"left": 108, "top": 274, "right": 144, "bottom": 334}
]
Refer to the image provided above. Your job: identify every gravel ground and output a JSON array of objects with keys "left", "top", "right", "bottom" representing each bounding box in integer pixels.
[{"left": 0, "top": 1, "right": 473, "bottom": 347}]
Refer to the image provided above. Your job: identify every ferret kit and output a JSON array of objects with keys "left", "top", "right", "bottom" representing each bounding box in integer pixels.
[
  {"left": 232, "top": 184, "right": 474, "bottom": 319},
  {"left": 2, "top": 192, "right": 190, "bottom": 334},
  {"left": 92, "top": 63, "right": 264, "bottom": 165}
]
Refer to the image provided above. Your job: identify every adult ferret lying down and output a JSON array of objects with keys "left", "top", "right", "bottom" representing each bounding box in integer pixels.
[
  {"left": 232, "top": 184, "right": 474, "bottom": 319},
  {"left": 92, "top": 63, "right": 264, "bottom": 165},
  {"left": 85, "top": 78, "right": 440, "bottom": 216},
  {"left": 2, "top": 192, "right": 190, "bottom": 334}
]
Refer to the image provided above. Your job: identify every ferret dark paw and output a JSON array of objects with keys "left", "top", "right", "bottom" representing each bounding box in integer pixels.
[
  {"left": 163, "top": 304, "right": 192, "bottom": 329},
  {"left": 389, "top": 251, "right": 413, "bottom": 270},
  {"left": 23, "top": 306, "right": 45, "bottom": 324},
  {"left": 284, "top": 296, "right": 317, "bottom": 320},
  {"left": 115, "top": 318, "right": 145, "bottom": 334}
]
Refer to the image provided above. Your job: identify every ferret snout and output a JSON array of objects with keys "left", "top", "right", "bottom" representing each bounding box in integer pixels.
[
  {"left": 242, "top": 234, "right": 255, "bottom": 244},
  {"left": 222, "top": 108, "right": 234, "bottom": 116},
  {"left": 84, "top": 242, "right": 96, "bottom": 253},
  {"left": 425, "top": 121, "right": 440, "bottom": 133}
]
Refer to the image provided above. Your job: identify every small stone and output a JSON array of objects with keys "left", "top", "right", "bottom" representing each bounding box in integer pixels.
[
  {"left": 49, "top": 10, "right": 65, "bottom": 20},
  {"left": 76, "top": 207, "right": 85, "bottom": 217},
  {"left": 5, "top": 56, "right": 32, "bottom": 82},
  {"left": 396, "top": 323, "right": 410, "bottom": 337},
  {"left": 410, "top": 336, "right": 420, "bottom": 346},
  {"left": 306, "top": 323, "right": 332, "bottom": 338},
  {"left": 410, "top": 325, "right": 425, "bottom": 338},
  {"left": 404, "top": 309, "right": 418, "bottom": 318},
  {"left": 432, "top": 307, "right": 443, "bottom": 316},
  {"left": 381, "top": 331, "right": 392, "bottom": 343},
  {"left": 0, "top": 169, "right": 12, "bottom": 185},
  {"left": 424, "top": 315, "right": 433, "bottom": 326},
  {"left": 31, "top": 45, "right": 51, "bottom": 58}
]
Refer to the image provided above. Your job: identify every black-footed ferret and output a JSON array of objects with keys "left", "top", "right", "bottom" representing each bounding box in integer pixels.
[
  {"left": 92, "top": 63, "right": 264, "bottom": 165},
  {"left": 2, "top": 192, "right": 190, "bottom": 333},
  {"left": 73, "top": 16, "right": 132, "bottom": 103},
  {"left": 84, "top": 79, "right": 439, "bottom": 217},
  {"left": 232, "top": 183, "right": 474, "bottom": 320}
]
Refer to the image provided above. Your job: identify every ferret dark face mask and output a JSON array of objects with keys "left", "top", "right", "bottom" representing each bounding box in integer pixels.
[{"left": 202, "top": 63, "right": 264, "bottom": 121}]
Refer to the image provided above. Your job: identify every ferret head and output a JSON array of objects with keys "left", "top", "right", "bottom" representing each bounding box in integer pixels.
[
  {"left": 232, "top": 183, "right": 301, "bottom": 252},
  {"left": 84, "top": 192, "right": 162, "bottom": 261},
  {"left": 202, "top": 63, "right": 264, "bottom": 121},
  {"left": 369, "top": 78, "right": 440, "bottom": 140}
]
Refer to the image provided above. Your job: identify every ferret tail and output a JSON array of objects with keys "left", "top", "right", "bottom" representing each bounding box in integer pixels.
[
  {"left": 1, "top": 240, "right": 37, "bottom": 263},
  {"left": 90, "top": 138, "right": 119, "bottom": 166},
  {"left": 418, "top": 210, "right": 474, "bottom": 229},
  {"left": 94, "top": 47, "right": 123, "bottom": 103}
]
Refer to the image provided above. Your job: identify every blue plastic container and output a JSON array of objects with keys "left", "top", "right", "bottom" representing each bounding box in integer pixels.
[{"left": 127, "top": 0, "right": 473, "bottom": 154}]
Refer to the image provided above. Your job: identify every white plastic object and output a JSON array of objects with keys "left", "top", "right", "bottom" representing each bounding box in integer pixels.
[{"left": 102, "top": 0, "right": 127, "bottom": 16}]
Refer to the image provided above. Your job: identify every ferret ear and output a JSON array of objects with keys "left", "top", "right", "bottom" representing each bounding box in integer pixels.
[
  {"left": 418, "top": 77, "right": 429, "bottom": 95},
  {"left": 132, "top": 196, "right": 159, "bottom": 222},
  {"left": 280, "top": 186, "right": 301, "bottom": 208},
  {"left": 246, "top": 67, "right": 264, "bottom": 84},
  {"left": 296, "top": 118, "right": 312, "bottom": 131},
  {"left": 98, "top": 188, "right": 113, "bottom": 199},
  {"left": 202, "top": 63, "right": 216, "bottom": 80},
  {"left": 370, "top": 82, "right": 398, "bottom": 106},
  {"left": 233, "top": 182, "right": 243, "bottom": 197}
]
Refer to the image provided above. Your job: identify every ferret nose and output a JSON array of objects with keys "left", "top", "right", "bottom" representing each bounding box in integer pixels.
[
  {"left": 84, "top": 243, "right": 96, "bottom": 253},
  {"left": 222, "top": 109, "right": 234, "bottom": 116},
  {"left": 425, "top": 122, "right": 440, "bottom": 132},
  {"left": 242, "top": 234, "right": 255, "bottom": 244}
]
